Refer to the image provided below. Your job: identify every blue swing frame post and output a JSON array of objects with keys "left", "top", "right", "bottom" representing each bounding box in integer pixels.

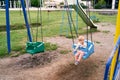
[
  {"left": 5, "top": 0, "right": 32, "bottom": 54},
  {"left": 113, "top": 47, "right": 120, "bottom": 79},
  {"left": 5, "top": 0, "right": 11, "bottom": 53},
  {"left": 20, "top": 0, "right": 32, "bottom": 42}
]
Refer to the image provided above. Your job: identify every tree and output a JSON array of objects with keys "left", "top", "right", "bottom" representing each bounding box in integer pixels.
[
  {"left": 31, "top": 0, "right": 43, "bottom": 7},
  {"left": 94, "top": 0, "right": 106, "bottom": 9}
]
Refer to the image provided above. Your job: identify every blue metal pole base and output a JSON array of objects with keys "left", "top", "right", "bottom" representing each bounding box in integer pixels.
[{"left": 5, "top": 0, "right": 11, "bottom": 53}]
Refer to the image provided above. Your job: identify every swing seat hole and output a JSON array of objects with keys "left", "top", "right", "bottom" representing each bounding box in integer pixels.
[{"left": 26, "top": 42, "right": 45, "bottom": 55}]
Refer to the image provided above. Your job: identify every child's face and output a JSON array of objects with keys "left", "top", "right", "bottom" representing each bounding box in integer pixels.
[
  {"left": 78, "top": 39, "right": 84, "bottom": 42},
  {"left": 78, "top": 38, "right": 84, "bottom": 43},
  {"left": 78, "top": 36, "right": 84, "bottom": 43}
]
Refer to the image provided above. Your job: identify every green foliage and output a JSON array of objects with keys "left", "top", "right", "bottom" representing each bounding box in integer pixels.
[
  {"left": 45, "top": 42, "right": 58, "bottom": 51},
  {"left": 102, "top": 30, "right": 110, "bottom": 34},
  {"left": 90, "top": 16, "right": 100, "bottom": 22},
  {"left": 60, "top": 2, "right": 64, "bottom": 5},
  {"left": 95, "top": 41, "right": 101, "bottom": 44},
  {"left": 60, "top": 50, "right": 70, "bottom": 54},
  {"left": 80, "top": 3, "right": 88, "bottom": 9},
  {"left": 99, "top": 0, "right": 106, "bottom": 5},
  {"left": 31, "top": 0, "right": 42, "bottom": 7},
  {"left": 94, "top": 0, "right": 106, "bottom": 9}
]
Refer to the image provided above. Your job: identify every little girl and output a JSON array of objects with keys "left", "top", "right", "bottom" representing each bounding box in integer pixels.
[{"left": 74, "top": 36, "right": 87, "bottom": 65}]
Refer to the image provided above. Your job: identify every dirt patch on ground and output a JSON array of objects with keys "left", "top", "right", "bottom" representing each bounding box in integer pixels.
[
  {"left": 0, "top": 23, "right": 115, "bottom": 80},
  {"left": 14, "top": 51, "right": 58, "bottom": 69}
]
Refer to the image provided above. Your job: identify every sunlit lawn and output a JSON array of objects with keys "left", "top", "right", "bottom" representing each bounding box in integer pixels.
[{"left": 0, "top": 10, "right": 117, "bottom": 57}]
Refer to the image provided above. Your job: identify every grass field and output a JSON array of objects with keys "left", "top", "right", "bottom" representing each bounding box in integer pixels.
[{"left": 0, "top": 10, "right": 117, "bottom": 57}]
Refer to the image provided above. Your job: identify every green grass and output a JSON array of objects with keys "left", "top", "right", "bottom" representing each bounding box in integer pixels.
[
  {"left": 9, "top": 42, "right": 58, "bottom": 57},
  {"left": 60, "top": 50, "right": 71, "bottom": 54},
  {"left": 90, "top": 12, "right": 117, "bottom": 24},
  {"left": 0, "top": 10, "right": 117, "bottom": 57},
  {"left": 45, "top": 42, "right": 58, "bottom": 51}
]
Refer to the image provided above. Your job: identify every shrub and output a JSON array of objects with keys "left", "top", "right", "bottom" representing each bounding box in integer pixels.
[
  {"left": 80, "top": 3, "right": 88, "bottom": 9},
  {"left": 45, "top": 42, "right": 58, "bottom": 51},
  {"left": 31, "top": 0, "right": 42, "bottom": 7},
  {"left": 60, "top": 2, "right": 64, "bottom": 5},
  {"left": 94, "top": 0, "right": 106, "bottom": 9}
]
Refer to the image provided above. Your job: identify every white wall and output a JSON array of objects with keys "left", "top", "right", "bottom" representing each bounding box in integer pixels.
[
  {"left": 65, "top": 0, "right": 91, "bottom": 8},
  {"left": 65, "top": 0, "right": 82, "bottom": 5}
]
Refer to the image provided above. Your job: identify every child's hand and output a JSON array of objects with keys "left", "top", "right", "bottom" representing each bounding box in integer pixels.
[{"left": 74, "top": 49, "right": 77, "bottom": 52}]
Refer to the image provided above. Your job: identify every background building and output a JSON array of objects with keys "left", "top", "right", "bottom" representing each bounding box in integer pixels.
[{"left": 0, "top": 0, "right": 119, "bottom": 9}]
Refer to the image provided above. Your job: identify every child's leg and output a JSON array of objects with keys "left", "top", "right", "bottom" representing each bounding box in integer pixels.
[
  {"left": 77, "top": 51, "right": 84, "bottom": 62},
  {"left": 74, "top": 52, "right": 80, "bottom": 65},
  {"left": 75, "top": 52, "right": 80, "bottom": 61}
]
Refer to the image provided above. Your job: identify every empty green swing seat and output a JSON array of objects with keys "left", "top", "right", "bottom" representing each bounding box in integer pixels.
[{"left": 26, "top": 42, "right": 45, "bottom": 55}]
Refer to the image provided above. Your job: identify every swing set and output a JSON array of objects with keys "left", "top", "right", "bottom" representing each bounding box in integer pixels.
[
  {"left": 64, "top": 0, "right": 97, "bottom": 59},
  {"left": 5, "top": 0, "right": 96, "bottom": 57},
  {"left": 104, "top": 1, "right": 120, "bottom": 79},
  {"left": 25, "top": 0, "right": 44, "bottom": 55},
  {"left": 5, "top": 0, "right": 44, "bottom": 54}
]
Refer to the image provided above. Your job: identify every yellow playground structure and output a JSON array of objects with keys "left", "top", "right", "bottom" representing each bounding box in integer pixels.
[{"left": 104, "top": 1, "right": 120, "bottom": 80}]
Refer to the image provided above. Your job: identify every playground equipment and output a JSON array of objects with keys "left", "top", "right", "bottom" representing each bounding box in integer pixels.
[
  {"left": 5, "top": 0, "right": 44, "bottom": 54},
  {"left": 26, "top": 0, "right": 44, "bottom": 55},
  {"left": 60, "top": 0, "right": 98, "bottom": 37},
  {"left": 64, "top": 0, "right": 97, "bottom": 59},
  {"left": 5, "top": 0, "right": 32, "bottom": 53},
  {"left": 60, "top": 8, "right": 73, "bottom": 37},
  {"left": 73, "top": 40, "right": 94, "bottom": 60},
  {"left": 60, "top": 6, "right": 79, "bottom": 37},
  {"left": 26, "top": 41, "right": 44, "bottom": 54},
  {"left": 72, "top": 2, "right": 97, "bottom": 28},
  {"left": 104, "top": 1, "right": 120, "bottom": 80}
]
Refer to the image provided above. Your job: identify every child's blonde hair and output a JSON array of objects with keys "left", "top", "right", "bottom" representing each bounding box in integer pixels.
[{"left": 78, "top": 36, "right": 85, "bottom": 41}]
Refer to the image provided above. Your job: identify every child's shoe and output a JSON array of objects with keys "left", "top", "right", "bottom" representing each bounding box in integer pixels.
[{"left": 74, "top": 61, "right": 79, "bottom": 65}]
